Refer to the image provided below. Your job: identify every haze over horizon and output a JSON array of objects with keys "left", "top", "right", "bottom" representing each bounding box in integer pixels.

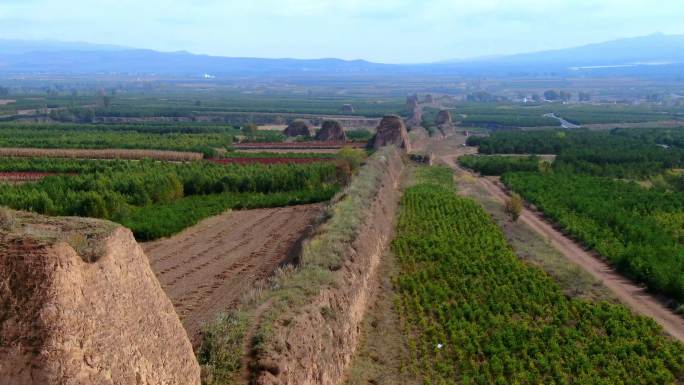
[{"left": 1, "top": 0, "right": 684, "bottom": 63}]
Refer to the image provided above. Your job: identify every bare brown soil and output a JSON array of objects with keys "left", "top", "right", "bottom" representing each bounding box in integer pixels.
[
  {"left": 438, "top": 147, "right": 684, "bottom": 343},
  {"left": 143, "top": 204, "right": 324, "bottom": 346},
  {"left": 235, "top": 148, "right": 341, "bottom": 154}
]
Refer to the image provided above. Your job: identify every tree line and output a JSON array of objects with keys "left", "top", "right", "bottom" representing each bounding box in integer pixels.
[{"left": 0, "top": 159, "right": 339, "bottom": 239}]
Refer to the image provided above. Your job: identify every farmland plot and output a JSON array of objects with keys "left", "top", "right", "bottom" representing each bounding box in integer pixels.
[{"left": 392, "top": 171, "right": 684, "bottom": 384}]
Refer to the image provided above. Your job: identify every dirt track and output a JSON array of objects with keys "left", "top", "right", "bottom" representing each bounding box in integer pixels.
[
  {"left": 143, "top": 204, "right": 323, "bottom": 345},
  {"left": 439, "top": 152, "right": 684, "bottom": 342}
]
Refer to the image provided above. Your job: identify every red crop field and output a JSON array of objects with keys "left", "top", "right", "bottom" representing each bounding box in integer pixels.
[
  {"left": 207, "top": 157, "right": 331, "bottom": 165},
  {"left": 233, "top": 141, "right": 365, "bottom": 150}
]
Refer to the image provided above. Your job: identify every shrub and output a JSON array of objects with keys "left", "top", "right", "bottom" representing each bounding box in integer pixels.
[
  {"left": 0, "top": 207, "right": 16, "bottom": 231},
  {"left": 505, "top": 193, "right": 523, "bottom": 221}
]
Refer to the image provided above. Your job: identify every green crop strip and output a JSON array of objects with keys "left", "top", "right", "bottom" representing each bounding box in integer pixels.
[{"left": 393, "top": 171, "right": 683, "bottom": 384}]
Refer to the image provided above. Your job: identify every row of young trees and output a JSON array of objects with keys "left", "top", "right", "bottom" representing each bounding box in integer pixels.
[
  {"left": 0, "top": 127, "right": 236, "bottom": 156},
  {"left": 0, "top": 159, "right": 339, "bottom": 239},
  {"left": 469, "top": 129, "right": 684, "bottom": 178},
  {"left": 502, "top": 171, "right": 684, "bottom": 302},
  {"left": 459, "top": 155, "right": 543, "bottom": 176},
  {"left": 393, "top": 173, "right": 684, "bottom": 384}
]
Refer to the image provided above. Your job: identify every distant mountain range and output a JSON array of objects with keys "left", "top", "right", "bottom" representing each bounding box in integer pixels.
[{"left": 1, "top": 33, "right": 683, "bottom": 78}]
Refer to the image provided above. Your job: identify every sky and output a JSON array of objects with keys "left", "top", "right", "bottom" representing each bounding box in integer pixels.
[{"left": 1, "top": 0, "right": 684, "bottom": 63}]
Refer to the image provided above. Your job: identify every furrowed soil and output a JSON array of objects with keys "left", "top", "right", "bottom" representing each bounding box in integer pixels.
[{"left": 143, "top": 204, "right": 324, "bottom": 347}]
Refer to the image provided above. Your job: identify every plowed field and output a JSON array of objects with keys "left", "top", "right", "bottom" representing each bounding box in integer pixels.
[{"left": 143, "top": 204, "right": 324, "bottom": 346}]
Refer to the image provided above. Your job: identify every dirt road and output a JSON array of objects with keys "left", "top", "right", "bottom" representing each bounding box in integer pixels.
[
  {"left": 143, "top": 204, "right": 323, "bottom": 345},
  {"left": 439, "top": 152, "right": 684, "bottom": 342}
]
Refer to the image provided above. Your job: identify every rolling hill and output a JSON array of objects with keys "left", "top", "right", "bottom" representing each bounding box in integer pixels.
[{"left": 1, "top": 33, "right": 683, "bottom": 78}]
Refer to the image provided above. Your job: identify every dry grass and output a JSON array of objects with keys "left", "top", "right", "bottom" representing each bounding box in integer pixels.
[
  {"left": 0, "top": 207, "right": 16, "bottom": 231},
  {"left": 344, "top": 250, "right": 420, "bottom": 385},
  {"left": 0, "top": 147, "right": 203, "bottom": 161},
  {"left": 0, "top": 209, "right": 117, "bottom": 263}
]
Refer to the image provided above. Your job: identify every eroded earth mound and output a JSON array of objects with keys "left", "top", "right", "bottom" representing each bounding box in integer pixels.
[
  {"left": 436, "top": 109, "right": 453, "bottom": 126},
  {"left": 0, "top": 210, "right": 200, "bottom": 385},
  {"left": 283, "top": 119, "right": 315, "bottom": 137},
  {"left": 315, "top": 120, "right": 347, "bottom": 141},
  {"left": 372, "top": 115, "right": 411, "bottom": 152}
]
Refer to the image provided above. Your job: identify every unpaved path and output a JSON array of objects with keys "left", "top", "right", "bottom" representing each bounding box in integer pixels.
[
  {"left": 440, "top": 152, "right": 684, "bottom": 342},
  {"left": 143, "top": 204, "right": 323, "bottom": 346}
]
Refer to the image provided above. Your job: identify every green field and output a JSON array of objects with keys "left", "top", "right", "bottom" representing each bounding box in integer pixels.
[
  {"left": 467, "top": 127, "right": 684, "bottom": 303},
  {"left": 393, "top": 167, "right": 684, "bottom": 384},
  {"left": 0, "top": 158, "right": 339, "bottom": 240}
]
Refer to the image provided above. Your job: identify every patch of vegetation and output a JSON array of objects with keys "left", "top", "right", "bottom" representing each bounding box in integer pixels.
[
  {"left": 469, "top": 129, "right": 684, "bottom": 178},
  {"left": 393, "top": 178, "right": 684, "bottom": 384},
  {"left": 199, "top": 312, "right": 251, "bottom": 385},
  {"left": 413, "top": 165, "right": 453, "bottom": 189},
  {"left": 504, "top": 192, "right": 523, "bottom": 221},
  {"left": 123, "top": 187, "right": 337, "bottom": 241},
  {"left": 0, "top": 126, "right": 233, "bottom": 155},
  {"left": 0, "top": 159, "right": 339, "bottom": 240},
  {"left": 503, "top": 171, "right": 684, "bottom": 302},
  {"left": 459, "top": 155, "right": 542, "bottom": 175}
]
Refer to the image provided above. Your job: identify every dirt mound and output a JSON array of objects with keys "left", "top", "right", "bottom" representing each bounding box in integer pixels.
[
  {"left": 315, "top": 120, "right": 347, "bottom": 141},
  {"left": 405, "top": 94, "right": 422, "bottom": 127},
  {"left": 372, "top": 115, "right": 411, "bottom": 152},
  {"left": 283, "top": 119, "right": 315, "bottom": 137},
  {"left": 0, "top": 210, "right": 200, "bottom": 385},
  {"left": 406, "top": 94, "right": 419, "bottom": 109},
  {"left": 436, "top": 109, "right": 453, "bottom": 126}
]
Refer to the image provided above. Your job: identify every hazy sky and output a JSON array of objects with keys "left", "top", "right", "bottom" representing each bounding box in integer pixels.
[{"left": 1, "top": 0, "right": 684, "bottom": 63}]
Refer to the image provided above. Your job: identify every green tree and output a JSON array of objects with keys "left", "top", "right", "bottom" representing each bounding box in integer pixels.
[
  {"left": 336, "top": 147, "right": 366, "bottom": 172},
  {"left": 241, "top": 123, "right": 259, "bottom": 138},
  {"left": 505, "top": 193, "right": 523, "bottom": 221},
  {"left": 544, "top": 90, "right": 560, "bottom": 101},
  {"left": 79, "top": 192, "right": 109, "bottom": 218}
]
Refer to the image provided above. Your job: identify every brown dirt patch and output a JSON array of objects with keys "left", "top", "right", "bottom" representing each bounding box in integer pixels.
[
  {"left": 143, "top": 204, "right": 324, "bottom": 347},
  {"left": 235, "top": 148, "right": 340, "bottom": 154}
]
